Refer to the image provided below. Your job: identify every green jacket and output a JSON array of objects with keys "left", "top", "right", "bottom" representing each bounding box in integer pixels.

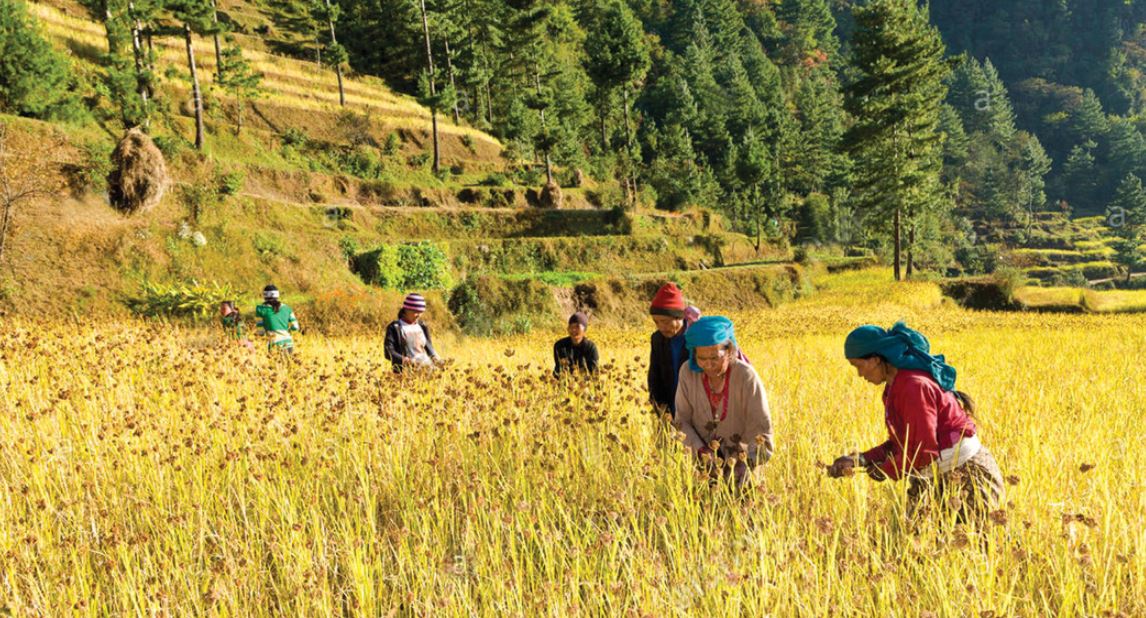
[{"left": 255, "top": 303, "right": 299, "bottom": 349}]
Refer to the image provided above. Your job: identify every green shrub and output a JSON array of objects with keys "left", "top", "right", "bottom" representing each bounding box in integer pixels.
[
  {"left": 408, "top": 152, "right": 431, "bottom": 168},
  {"left": 383, "top": 132, "right": 401, "bottom": 156},
  {"left": 124, "top": 280, "right": 234, "bottom": 319},
  {"left": 337, "top": 146, "right": 383, "bottom": 178},
  {"left": 353, "top": 241, "right": 451, "bottom": 290},
  {"left": 152, "top": 134, "right": 187, "bottom": 158},
  {"left": 179, "top": 183, "right": 219, "bottom": 223},
  {"left": 338, "top": 235, "right": 359, "bottom": 262},
  {"left": 215, "top": 167, "right": 245, "bottom": 196},
  {"left": 353, "top": 244, "right": 402, "bottom": 288},
  {"left": 448, "top": 275, "right": 554, "bottom": 336},
  {"left": 69, "top": 139, "right": 113, "bottom": 194},
  {"left": 479, "top": 172, "right": 511, "bottom": 187},
  {"left": 281, "top": 127, "right": 308, "bottom": 147},
  {"left": 253, "top": 232, "right": 287, "bottom": 258},
  {"left": 397, "top": 241, "right": 452, "bottom": 289}
]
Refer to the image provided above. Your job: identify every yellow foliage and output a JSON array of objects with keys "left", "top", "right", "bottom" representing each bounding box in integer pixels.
[{"left": 0, "top": 269, "right": 1143, "bottom": 615}]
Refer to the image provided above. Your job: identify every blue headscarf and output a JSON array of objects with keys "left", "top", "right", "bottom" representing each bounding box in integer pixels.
[
  {"left": 844, "top": 322, "right": 957, "bottom": 391},
  {"left": 684, "top": 316, "right": 738, "bottom": 372}
]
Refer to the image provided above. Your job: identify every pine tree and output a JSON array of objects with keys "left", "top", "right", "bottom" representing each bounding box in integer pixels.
[
  {"left": 844, "top": 0, "right": 950, "bottom": 281},
  {"left": 313, "top": 0, "right": 346, "bottom": 106},
  {"left": 948, "top": 55, "right": 1016, "bottom": 143},
  {"left": 416, "top": 0, "right": 442, "bottom": 173},
  {"left": 735, "top": 128, "right": 783, "bottom": 252},
  {"left": 82, "top": 0, "right": 156, "bottom": 128},
  {"left": 169, "top": 0, "right": 218, "bottom": 150},
  {"left": 0, "top": 0, "right": 81, "bottom": 120},
  {"left": 1070, "top": 89, "right": 1109, "bottom": 143},
  {"left": 777, "top": 0, "right": 837, "bottom": 65},
  {"left": 980, "top": 59, "right": 1017, "bottom": 144},
  {"left": 1106, "top": 118, "right": 1146, "bottom": 186},
  {"left": 791, "top": 66, "right": 847, "bottom": 195},
  {"left": 1016, "top": 131, "right": 1052, "bottom": 234},
  {"left": 1107, "top": 173, "right": 1146, "bottom": 282},
  {"left": 1062, "top": 142, "right": 1100, "bottom": 214},
  {"left": 584, "top": 0, "right": 650, "bottom": 207},
  {"left": 214, "top": 38, "right": 264, "bottom": 135}
]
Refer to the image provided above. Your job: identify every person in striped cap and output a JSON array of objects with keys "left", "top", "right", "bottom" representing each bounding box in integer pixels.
[
  {"left": 384, "top": 293, "right": 442, "bottom": 372},
  {"left": 255, "top": 285, "right": 300, "bottom": 353}
]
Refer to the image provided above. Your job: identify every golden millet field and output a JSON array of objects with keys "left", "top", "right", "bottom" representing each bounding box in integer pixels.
[{"left": 1, "top": 270, "right": 1143, "bottom": 616}]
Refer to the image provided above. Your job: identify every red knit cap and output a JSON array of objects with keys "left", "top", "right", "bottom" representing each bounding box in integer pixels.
[{"left": 650, "top": 283, "right": 687, "bottom": 318}]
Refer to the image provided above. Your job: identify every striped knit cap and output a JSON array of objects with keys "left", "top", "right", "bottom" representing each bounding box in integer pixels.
[{"left": 402, "top": 293, "right": 427, "bottom": 313}]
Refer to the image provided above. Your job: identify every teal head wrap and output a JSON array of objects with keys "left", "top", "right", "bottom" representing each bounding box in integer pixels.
[
  {"left": 844, "top": 321, "right": 957, "bottom": 391},
  {"left": 684, "top": 316, "right": 738, "bottom": 372}
]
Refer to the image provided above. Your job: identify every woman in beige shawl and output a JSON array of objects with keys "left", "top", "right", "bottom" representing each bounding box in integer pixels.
[{"left": 674, "top": 316, "right": 773, "bottom": 486}]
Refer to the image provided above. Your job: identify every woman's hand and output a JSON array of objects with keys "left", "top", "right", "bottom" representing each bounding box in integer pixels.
[{"left": 827, "top": 454, "right": 858, "bottom": 478}]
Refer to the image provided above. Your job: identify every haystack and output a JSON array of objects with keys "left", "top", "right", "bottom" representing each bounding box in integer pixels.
[
  {"left": 107, "top": 127, "right": 168, "bottom": 215},
  {"left": 539, "top": 179, "right": 563, "bottom": 209}
]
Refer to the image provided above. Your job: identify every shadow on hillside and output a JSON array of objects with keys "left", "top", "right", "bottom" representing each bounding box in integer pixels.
[
  {"left": 63, "top": 37, "right": 105, "bottom": 63},
  {"left": 250, "top": 102, "right": 282, "bottom": 134},
  {"left": 259, "top": 1, "right": 322, "bottom": 63}
]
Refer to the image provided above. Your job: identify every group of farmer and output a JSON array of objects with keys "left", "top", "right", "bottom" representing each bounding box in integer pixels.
[{"left": 220, "top": 281, "right": 1005, "bottom": 522}]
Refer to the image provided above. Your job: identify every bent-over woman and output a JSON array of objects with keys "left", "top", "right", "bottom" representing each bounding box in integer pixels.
[
  {"left": 828, "top": 322, "right": 1005, "bottom": 522},
  {"left": 675, "top": 316, "right": 773, "bottom": 486}
]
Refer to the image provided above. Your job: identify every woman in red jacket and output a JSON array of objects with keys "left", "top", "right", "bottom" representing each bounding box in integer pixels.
[{"left": 827, "top": 322, "right": 1005, "bottom": 522}]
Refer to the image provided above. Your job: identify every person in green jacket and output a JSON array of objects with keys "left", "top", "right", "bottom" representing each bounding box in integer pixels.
[{"left": 255, "top": 285, "right": 300, "bottom": 353}]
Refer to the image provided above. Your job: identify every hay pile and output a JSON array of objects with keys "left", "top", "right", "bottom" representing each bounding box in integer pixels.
[
  {"left": 107, "top": 128, "right": 168, "bottom": 215},
  {"left": 539, "top": 179, "right": 563, "bottom": 209}
]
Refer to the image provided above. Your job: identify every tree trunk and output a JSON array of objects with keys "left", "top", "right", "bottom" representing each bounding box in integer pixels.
[
  {"left": 894, "top": 206, "right": 902, "bottom": 282},
  {"left": 534, "top": 71, "right": 553, "bottom": 186},
  {"left": 0, "top": 199, "right": 13, "bottom": 266},
  {"left": 146, "top": 31, "right": 155, "bottom": 72},
  {"left": 753, "top": 185, "right": 762, "bottom": 254},
  {"left": 127, "top": 2, "right": 149, "bottom": 127},
  {"left": 892, "top": 127, "right": 902, "bottom": 282},
  {"left": 599, "top": 110, "right": 608, "bottom": 151},
  {"left": 185, "top": 23, "right": 205, "bottom": 151},
  {"left": 446, "top": 39, "right": 460, "bottom": 124},
  {"left": 485, "top": 80, "right": 494, "bottom": 126},
  {"left": 418, "top": 0, "right": 440, "bottom": 174},
  {"left": 324, "top": 0, "right": 345, "bottom": 107},
  {"left": 210, "top": 0, "right": 223, "bottom": 79},
  {"left": 621, "top": 87, "right": 637, "bottom": 208},
  {"left": 906, "top": 222, "right": 915, "bottom": 279}
]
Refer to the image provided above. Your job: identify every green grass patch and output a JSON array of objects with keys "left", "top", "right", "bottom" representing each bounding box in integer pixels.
[{"left": 501, "top": 271, "right": 600, "bottom": 286}]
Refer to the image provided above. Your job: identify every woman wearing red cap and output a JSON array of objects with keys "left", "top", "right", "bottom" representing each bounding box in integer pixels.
[
  {"left": 384, "top": 293, "right": 443, "bottom": 373},
  {"left": 647, "top": 283, "right": 701, "bottom": 416}
]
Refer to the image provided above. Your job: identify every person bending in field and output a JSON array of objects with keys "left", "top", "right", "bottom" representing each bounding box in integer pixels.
[
  {"left": 384, "top": 293, "right": 443, "bottom": 373},
  {"left": 648, "top": 283, "right": 748, "bottom": 418},
  {"left": 647, "top": 283, "right": 702, "bottom": 416},
  {"left": 553, "top": 312, "right": 599, "bottom": 378},
  {"left": 255, "top": 285, "right": 300, "bottom": 353},
  {"left": 827, "top": 322, "right": 1005, "bottom": 523},
  {"left": 674, "top": 316, "right": 773, "bottom": 487},
  {"left": 219, "top": 300, "right": 254, "bottom": 350}
]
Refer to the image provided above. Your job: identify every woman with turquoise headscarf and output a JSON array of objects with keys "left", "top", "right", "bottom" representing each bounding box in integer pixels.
[
  {"left": 674, "top": 316, "right": 773, "bottom": 487},
  {"left": 827, "top": 322, "right": 1005, "bottom": 522}
]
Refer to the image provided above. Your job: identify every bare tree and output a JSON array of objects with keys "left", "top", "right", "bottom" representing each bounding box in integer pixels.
[{"left": 0, "top": 126, "right": 62, "bottom": 265}]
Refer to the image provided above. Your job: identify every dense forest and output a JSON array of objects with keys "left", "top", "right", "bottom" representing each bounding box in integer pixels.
[{"left": 4, "top": 0, "right": 1146, "bottom": 279}]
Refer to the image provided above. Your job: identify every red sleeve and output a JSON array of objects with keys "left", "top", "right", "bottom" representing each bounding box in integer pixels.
[
  {"left": 862, "top": 441, "right": 892, "bottom": 465},
  {"left": 878, "top": 379, "right": 940, "bottom": 480}
]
